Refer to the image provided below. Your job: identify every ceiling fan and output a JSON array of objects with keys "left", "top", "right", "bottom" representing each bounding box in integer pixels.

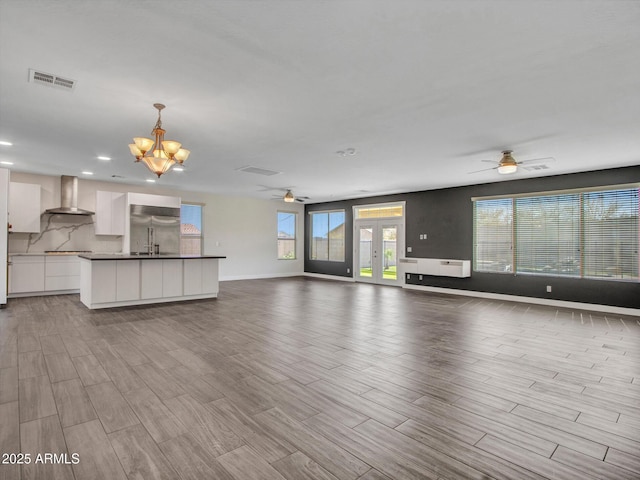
[
  {"left": 268, "top": 188, "right": 309, "bottom": 203},
  {"left": 469, "top": 150, "right": 555, "bottom": 175}
]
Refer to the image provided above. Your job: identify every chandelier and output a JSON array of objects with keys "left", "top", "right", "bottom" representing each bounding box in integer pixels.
[{"left": 128, "top": 103, "right": 190, "bottom": 177}]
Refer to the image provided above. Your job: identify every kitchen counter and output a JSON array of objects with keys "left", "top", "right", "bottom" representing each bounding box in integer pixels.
[
  {"left": 79, "top": 255, "right": 224, "bottom": 309},
  {"left": 78, "top": 254, "right": 226, "bottom": 260}
]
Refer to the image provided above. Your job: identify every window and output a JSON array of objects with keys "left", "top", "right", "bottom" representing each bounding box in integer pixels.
[
  {"left": 583, "top": 189, "right": 639, "bottom": 279},
  {"left": 515, "top": 194, "right": 580, "bottom": 276},
  {"left": 473, "top": 198, "right": 513, "bottom": 273},
  {"left": 310, "top": 210, "right": 345, "bottom": 261},
  {"left": 473, "top": 186, "right": 639, "bottom": 281},
  {"left": 180, "top": 204, "right": 202, "bottom": 255},
  {"left": 355, "top": 204, "right": 403, "bottom": 219},
  {"left": 277, "top": 211, "right": 296, "bottom": 259}
]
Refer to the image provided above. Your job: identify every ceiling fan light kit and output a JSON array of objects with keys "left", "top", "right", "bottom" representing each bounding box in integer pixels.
[
  {"left": 497, "top": 150, "right": 518, "bottom": 174},
  {"left": 129, "top": 103, "right": 190, "bottom": 178},
  {"left": 283, "top": 190, "right": 295, "bottom": 202}
]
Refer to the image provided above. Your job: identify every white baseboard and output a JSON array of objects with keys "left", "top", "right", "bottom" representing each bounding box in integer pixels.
[
  {"left": 403, "top": 284, "right": 640, "bottom": 317},
  {"left": 304, "top": 272, "right": 355, "bottom": 282},
  {"left": 220, "top": 272, "right": 303, "bottom": 282}
]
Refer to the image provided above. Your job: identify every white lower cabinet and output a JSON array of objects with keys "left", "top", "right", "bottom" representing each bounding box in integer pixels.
[
  {"left": 183, "top": 259, "right": 203, "bottom": 295},
  {"left": 162, "top": 260, "right": 183, "bottom": 298},
  {"left": 184, "top": 258, "right": 219, "bottom": 295},
  {"left": 202, "top": 258, "right": 219, "bottom": 294},
  {"left": 116, "top": 260, "right": 140, "bottom": 301},
  {"left": 9, "top": 255, "right": 82, "bottom": 296},
  {"left": 88, "top": 261, "right": 117, "bottom": 304},
  {"left": 9, "top": 256, "right": 45, "bottom": 294},
  {"left": 45, "top": 256, "right": 80, "bottom": 291},
  {"left": 140, "top": 261, "right": 163, "bottom": 299}
]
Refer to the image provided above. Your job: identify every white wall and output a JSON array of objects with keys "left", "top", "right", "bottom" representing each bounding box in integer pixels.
[{"left": 8, "top": 172, "right": 305, "bottom": 281}]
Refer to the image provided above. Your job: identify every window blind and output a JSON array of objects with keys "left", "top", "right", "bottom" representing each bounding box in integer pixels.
[
  {"left": 583, "top": 188, "right": 639, "bottom": 279},
  {"left": 515, "top": 194, "right": 580, "bottom": 276},
  {"left": 473, "top": 198, "right": 513, "bottom": 273},
  {"left": 472, "top": 186, "right": 639, "bottom": 281}
]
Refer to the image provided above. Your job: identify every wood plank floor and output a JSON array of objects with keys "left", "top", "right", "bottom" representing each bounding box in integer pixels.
[{"left": 0, "top": 277, "right": 639, "bottom": 479}]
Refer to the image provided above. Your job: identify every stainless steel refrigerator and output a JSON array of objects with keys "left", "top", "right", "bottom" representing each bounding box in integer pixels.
[{"left": 129, "top": 205, "right": 181, "bottom": 255}]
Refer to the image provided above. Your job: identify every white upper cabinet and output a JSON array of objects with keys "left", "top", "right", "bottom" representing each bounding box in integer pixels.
[
  {"left": 95, "top": 190, "right": 125, "bottom": 235},
  {"left": 9, "top": 182, "right": 41, "bottom": 233}
]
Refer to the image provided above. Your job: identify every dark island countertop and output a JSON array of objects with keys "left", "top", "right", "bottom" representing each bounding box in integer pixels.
[{"left": 78, "top": 254, "right": 226, "bottom": 261}]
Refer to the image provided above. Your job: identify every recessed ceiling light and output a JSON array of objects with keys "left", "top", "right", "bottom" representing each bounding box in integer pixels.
[
  {"left": 97, "top": 156, "right": 111, "bottom": 161},
  {"left": 173, "top": 167, "right": 184, "bottom": 172},
  {"left": 82, "top": 171, "right": 93, "bottom": 175},
  {"left": 0, "top": 161, "right": 14, "bottom": 165},
  {"left": 0, "top": 141, "right": 13, "bottom": 146},
  {"left": 146, "top": 179, "right": 156, "bottom": 183}
]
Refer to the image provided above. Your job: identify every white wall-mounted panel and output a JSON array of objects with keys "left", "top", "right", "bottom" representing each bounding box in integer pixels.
[{"left": 400, "top": 258, "right": 471, "bottom": 278}]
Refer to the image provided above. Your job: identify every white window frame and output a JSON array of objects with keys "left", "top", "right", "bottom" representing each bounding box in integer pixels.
[
  {"left": 180, "top": 203, "right": 203, "bottom": 256},
  {"left": 277, "top": 210, "right": 297, "bottom": 260},
  {"left": 309, "top": 209, "right": 346, "bottom": 262},
  {"left": 472, "top": 184, "right": 639, "bottom": 281}
]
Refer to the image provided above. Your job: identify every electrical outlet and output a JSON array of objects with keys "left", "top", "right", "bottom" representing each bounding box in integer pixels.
[
  {"left": 347, "top": 268, "right": 350, "bottom": 274},
  {"left": 407, "top": 246, "right": 412, "bottom": 253},
  {"left": 546, "top": 285, "right": 552, "bottom": 292},
  {"left": 419, "top": 275, "right": 423, "bottom": 280}
]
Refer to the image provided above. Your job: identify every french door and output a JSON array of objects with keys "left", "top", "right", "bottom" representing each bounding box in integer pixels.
[{"left": 355, "top": 219, "right": 403, "bottom": 286}]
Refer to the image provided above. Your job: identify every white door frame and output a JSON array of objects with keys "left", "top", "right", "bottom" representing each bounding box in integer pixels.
[{"left": 353, "top": 202, "right": 405, "bottom": 286}]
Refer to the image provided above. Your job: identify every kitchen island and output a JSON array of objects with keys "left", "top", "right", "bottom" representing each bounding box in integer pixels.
[{"left": 79, "top": 254, "right": 225, "bottom": 309}]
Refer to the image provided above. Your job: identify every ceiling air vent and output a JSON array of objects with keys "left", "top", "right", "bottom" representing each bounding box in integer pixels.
[
  {"left": 522, "top": 164, "right": 550, "bottom": 172},
  {"left": 236, "top": 166, "right": 281, "bottom": 176},
  {"left": 29, "top": 69, "right": 76, "bottom": 91}
]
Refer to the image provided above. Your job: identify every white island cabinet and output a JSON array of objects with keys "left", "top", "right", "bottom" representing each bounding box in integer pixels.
[{"left": 79, "top": 254, "right": 225, "bottom": 309}]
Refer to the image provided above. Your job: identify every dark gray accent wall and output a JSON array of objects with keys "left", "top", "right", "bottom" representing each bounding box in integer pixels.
[{"left": 305, "top": 165, "right": 640, "bottom": 309}]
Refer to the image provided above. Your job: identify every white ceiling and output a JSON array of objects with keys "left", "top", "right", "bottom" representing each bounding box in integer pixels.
[{"left": 1, "top": 1, "right": 639, "bottom": 203}]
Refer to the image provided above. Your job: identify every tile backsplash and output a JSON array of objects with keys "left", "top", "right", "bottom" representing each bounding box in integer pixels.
[{"left": 8, "top": 214, "right": 123, "bottom": 253}]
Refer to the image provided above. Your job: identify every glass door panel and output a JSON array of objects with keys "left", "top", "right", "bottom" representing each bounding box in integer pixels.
[
  {"left": 358, "top": 226, "right": 373, "bottom": 278},
  {"left": 381, "top": 226, "right": 397, "bottom": 281},
  {"left": 355, "top": 220, "right": 403, "bottom": 285}
]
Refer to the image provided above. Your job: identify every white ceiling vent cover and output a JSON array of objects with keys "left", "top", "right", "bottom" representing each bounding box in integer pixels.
[
  {"left": 237, "top": 166, "right": 281, "bottom": 176},
  {"left": 522, "top": 164, "right": 551, "bottom": 171},
  {"left": 28, "top": 69, "right": 76, "bottom": 91}
]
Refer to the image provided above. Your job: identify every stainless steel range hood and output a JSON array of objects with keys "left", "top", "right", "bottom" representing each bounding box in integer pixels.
[{"left": 44, "top": 175, "right": 94, "bottom": 215}]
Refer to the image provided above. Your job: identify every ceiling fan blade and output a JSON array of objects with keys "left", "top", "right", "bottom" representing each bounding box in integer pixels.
[
  {"left": 468, "top": 166, "right": 499, "bottom": 174},
  {"left": 517, "top": 156, "right": 555, "bottom": 165},
  {"left": 480, "top": 159, "right": 499, "bottom": 164}
]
